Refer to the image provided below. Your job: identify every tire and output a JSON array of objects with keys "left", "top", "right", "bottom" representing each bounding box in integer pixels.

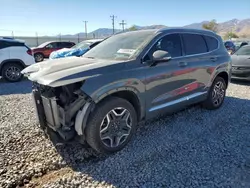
[
  {"left": 202, "top": 76, "right": 226, "bottom": 110},
  {"left": 85, "top": 97, "right": 137, "bottom": 154},
  {"left": 34, "top": 53, "right": 44, "bottom": 62},
  {"left": 2, "top": 63, "right": 23, "bottom": 82}
]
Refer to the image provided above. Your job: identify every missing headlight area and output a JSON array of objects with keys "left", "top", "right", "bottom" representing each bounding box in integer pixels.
[{"left": 32, "top": 81, "right": 91, "bottom": 141}]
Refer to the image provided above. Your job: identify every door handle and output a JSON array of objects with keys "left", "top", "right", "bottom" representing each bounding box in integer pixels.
[
  {"left": 210, "top": 57, "right": 217, "bottom": 62},
  {"left": 178, "top": 62, "right": 188, "bottom": 67}
]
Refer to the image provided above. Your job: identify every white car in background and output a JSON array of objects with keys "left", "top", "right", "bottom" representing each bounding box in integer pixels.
[
  {"left": 0, "top": 38, "right": 35, "bottom": 82},
  {"left": 49, "top": 39, "right": 103, "bottom": 59}
]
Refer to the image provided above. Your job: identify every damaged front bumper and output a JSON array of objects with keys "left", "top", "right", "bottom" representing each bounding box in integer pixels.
[{"left": 32, "top": 82, "right": 94, "bottom": 142}]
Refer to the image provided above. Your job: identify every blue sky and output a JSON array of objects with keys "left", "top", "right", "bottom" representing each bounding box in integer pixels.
[{"left": 0, "top": 0, "right": 249, "bottom": 36}]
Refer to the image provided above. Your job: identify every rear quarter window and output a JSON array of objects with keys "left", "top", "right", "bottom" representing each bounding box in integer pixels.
[
  {"left": 204, "top": 35, "right": 218, "bottom": 51},
  {"left": 0, "top": 41, "right": 24, "bottom": 49},
  {"left": 181, "top": 33, "right": 208, "bottom": 55}
]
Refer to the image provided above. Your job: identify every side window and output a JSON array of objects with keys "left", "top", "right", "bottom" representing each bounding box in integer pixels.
[
  {"left": 0, "top": 41, "right": 9, "bottom": 49},
  {"left": 204, "top": 36, "right": 218, "bottom": 51},
  {"left": 182, "top": 34, "right": 207, "bottom": 55},
  {"left": 46, "top": 42, "right": 58, "bottom": 49},
  {"left": 0, "top": 41, "right": 23, "bottom": 49},
  {"left": 60, "top": 42, "right": 73, "bottom": 48},
  {"left": 90, "top": 42, "right": 100, "bottom": 49},
  {"left": 235, "top": 46, "right": 250, "bottom": 55},
  {"left": 144, "top": 34, "right": 182, "bottom": 61}
]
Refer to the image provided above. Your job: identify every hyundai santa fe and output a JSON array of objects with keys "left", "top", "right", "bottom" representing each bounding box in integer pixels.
[{"left": 22, "top": 28, "right": 232, "bottom": 154}]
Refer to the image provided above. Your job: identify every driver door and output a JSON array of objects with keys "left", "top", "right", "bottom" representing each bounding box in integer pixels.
[
  {"left": 143, "top": 33, "right": 197, "bottom": 119},
  {"left": 44, "top": 42, "right": 58, "bottom": 57}
]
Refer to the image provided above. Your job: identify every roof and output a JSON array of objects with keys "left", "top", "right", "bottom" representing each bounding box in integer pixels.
[
  {"left": 0, "top": 37, "right": 24, "bottom": 43},
  {"left": 157, "top": 27, "right": 217, "bottom": 35},
  {"left": 114, "top": 27, "right": 218, "bottom": 37}
]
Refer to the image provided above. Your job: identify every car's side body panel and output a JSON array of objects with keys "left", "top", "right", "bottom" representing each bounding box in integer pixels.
[{"left": 79, "top": 28, "right": 231, "bottom": 121}]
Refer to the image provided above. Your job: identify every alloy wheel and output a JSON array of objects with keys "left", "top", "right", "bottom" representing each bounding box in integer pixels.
[
  {"left": 212, "top": 81, "right": 225, "bottom": 106},
  {"left": 100, "top": 107, "right": 132, "bottom": 148},
  {"left": 5, "top": 66, "right": 21, "bottom": 81},
  {"left": 35, "top": 54, "right": 43, "bottom": 62}
]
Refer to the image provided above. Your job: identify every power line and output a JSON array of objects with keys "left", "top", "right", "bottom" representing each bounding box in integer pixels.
[
  {"left": 119, "top": 20, "right": 127, "bottom": 32},
  {"left": 83, "top": 21, "right": 88, "bottom": 38},
  {"left": 110, "top": 15, "right": 117, "bottom": 34}
]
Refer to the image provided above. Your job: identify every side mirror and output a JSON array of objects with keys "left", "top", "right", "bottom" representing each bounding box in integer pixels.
[
  {"left": 145, "top": 50, "right": 171, "bottom": 66},
  {"left": 153, "top": 50, "right": 171, "bottom": 62}
]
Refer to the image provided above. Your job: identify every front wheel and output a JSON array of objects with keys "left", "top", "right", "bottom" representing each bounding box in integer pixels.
[
  {"left": 85, "top": 97, "right": 137, "bottom": 154},
  {"left": 34, "top": 53, "right": 44, "bottom": 62},
  {"left": 202, "top": 76, "right": 226, "bottom": 110}
]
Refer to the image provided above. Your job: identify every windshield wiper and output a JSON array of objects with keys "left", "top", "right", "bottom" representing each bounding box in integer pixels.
[{"left": 86, "top": 56, "right": 95, "bottom": 59}]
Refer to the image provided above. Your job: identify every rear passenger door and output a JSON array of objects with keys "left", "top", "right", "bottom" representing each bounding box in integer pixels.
[{"left": 180, "top": 33, "right": 218, "bottom": 94}]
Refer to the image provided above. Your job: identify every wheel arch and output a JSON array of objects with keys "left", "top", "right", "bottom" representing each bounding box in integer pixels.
[
  {"left": 96, "top": 89, "right": 145, "bottom": 121},
  {"left": 213, "top": 71, "right": 229, "bottom": 88}
]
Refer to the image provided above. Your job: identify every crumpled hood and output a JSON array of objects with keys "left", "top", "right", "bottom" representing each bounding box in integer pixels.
[{"left": 21, "top": 56, "right": 122, "bottom": 87}]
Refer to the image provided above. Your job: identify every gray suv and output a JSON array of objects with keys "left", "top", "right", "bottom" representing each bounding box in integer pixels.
[{"left": 22, "top": 28, "right": 232, "bottom": 154}]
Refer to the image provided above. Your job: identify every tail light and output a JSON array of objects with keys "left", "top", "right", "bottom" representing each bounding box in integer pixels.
[{"left": 27, "top": 49, "right": 32, "bottom": 56}]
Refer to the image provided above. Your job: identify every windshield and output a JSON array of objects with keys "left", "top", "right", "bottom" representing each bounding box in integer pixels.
[
  {"left": 71, "top": 41, "right": 92, "bottom": 50},
  {"left": 83, "top": 30, "right": 155, "bottom": 61}
]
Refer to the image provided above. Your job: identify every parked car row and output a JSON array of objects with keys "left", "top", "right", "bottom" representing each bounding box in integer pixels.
[
  {"left": 32, "top": 41, "right": 76, "bottom": 62},
  {"left": 224, "top": 40, "right": 249, "bottom": 54},
  {"left": 0, "top": 38, "right": 104, "bottom": 82}
]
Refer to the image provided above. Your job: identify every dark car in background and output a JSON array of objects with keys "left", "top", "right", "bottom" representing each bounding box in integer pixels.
[
  {"left": 231, "top": 45, "right": 250, "bottom": 80},
  {"left": 22, "top": 28, "right": 231, "bottom": 154},
  {"left": 224, "top": 41, "right": 236, "bottom": 54},
  {"left": 32, "top": 41, "right": 75, "bottom": 62}
]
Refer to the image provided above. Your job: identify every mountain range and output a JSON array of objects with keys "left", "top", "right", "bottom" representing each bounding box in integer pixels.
[{"left": 61, "top": 18, "right": 250, "bottom": 38}]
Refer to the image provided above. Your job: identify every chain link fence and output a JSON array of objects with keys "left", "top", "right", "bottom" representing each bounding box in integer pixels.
[{"left": 0, "top": 30, "right": 106, "bottom": 47}]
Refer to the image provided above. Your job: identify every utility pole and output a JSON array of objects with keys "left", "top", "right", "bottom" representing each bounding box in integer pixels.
[
  {"left": 119, "top": 20, "right": 126, "bottom": 32},
  {"left": 35, "top": 32, "right": 38, "bottom": 46},
  {"left": 110, "top": 15, "right": 117, "bottom": 34},
  {"left": 83, "top": 21, "right": 88, "bottom": 39}
]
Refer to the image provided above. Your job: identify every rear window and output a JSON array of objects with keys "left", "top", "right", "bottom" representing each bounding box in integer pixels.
[
  {"left": 0, "top": 40, "right": 24, "bottom": 49},
  {"left": 204, "top": 36, "right": 218, "bottom": 51},
  {"left": 182, "top": 34, "right": 207, "bottom": 55}
]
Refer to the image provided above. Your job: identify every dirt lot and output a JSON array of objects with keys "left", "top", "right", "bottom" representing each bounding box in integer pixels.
[{"left": 0, "top": 79, "right": 250, "bottom": 188}]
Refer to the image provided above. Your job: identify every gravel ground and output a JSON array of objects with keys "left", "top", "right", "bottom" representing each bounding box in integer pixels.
[{"left": 1, "top": 79, "right": 250, "bottom": 188}]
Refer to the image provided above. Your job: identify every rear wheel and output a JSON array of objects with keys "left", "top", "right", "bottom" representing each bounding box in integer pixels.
[
  {"left": 85, "top": 97, "right": 137, "bottom": 154},
  {"left": 2, "top": 63, "right": 23, "bottom": 82},
  {"left": 34, "top": 53, "right": 44, "bottom": 62},
  {"left": 202, "top": 76, "right": 226, "bottom": 110}
]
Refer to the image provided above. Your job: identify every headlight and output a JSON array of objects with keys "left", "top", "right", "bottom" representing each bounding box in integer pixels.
[{"left": 21, "top": 63, "right": 40, "bottom": 75}]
